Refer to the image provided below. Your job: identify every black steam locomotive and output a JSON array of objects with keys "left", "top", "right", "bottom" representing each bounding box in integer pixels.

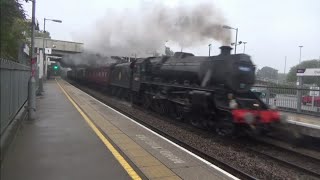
[{"left": 67, "top": 46, "right": 285, "bottom": 136}]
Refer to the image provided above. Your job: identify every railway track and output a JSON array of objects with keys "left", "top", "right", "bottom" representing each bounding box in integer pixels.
[
  {"left": 248, "top": 147, "right": 320, "bottom": 179},
  {"left": 67, "top": 79, "right": 320, "bottom": 179},
  {"left": 247, "top": 137, "right": 320, "bottom": 179},
  {"left": 256, "top": 136, "right": 320, "bottom": 161}
]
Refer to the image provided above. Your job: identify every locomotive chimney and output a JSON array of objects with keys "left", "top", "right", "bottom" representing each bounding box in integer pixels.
[{"left": 220, "top": 46, "right": 232, "bottom": 55}]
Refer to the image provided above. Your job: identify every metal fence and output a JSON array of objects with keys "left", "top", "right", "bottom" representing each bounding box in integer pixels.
[
  {"left": 0, "top": 58, "right": 30, "bottom": 135},
  {"left": 252, "top": 85, "right": 320, "bottom": 116}
]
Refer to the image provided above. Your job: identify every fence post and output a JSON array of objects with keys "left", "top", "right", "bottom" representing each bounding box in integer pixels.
[
  {"left": 265, "top": 88, "right": 270, "bottom": 105},
  {"left": 296, "top": 77, "right": 302, "bottom": 113}
]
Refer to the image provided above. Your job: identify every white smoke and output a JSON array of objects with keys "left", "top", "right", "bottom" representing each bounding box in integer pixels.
[
  {"left": 61, "top": 52, "right": 118, "bottom": 67},
  {"left": 83, "top": 1, "right": 231, "bottom": 57}
]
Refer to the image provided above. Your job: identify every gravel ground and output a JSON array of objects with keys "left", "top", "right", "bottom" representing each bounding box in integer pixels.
[
  {"left": 245, "top": 141, "right": 320, "bottom": 175},
  {"left": 71, "top": 81, "right": 319, "bottom": 180}
]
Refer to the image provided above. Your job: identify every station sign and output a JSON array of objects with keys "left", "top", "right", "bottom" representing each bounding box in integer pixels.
[
  {"left": 23, "top": 44, "right": 30, "bottom": 55},
  {"left": 296, "top": 68, "right": 320, "bottom": 76},
  {"left": 45, "top": 48, "right": 52, "bottom": 54},
  {"left": 296, "top": 69, "right": 305, "bottom": 73}
]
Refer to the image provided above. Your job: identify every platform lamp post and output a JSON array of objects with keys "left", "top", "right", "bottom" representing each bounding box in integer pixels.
[
  {"left": 26, "top": 0, "right": 36, "bottom": 120},
  {"left": 40, "top": 18, "right": 62, "bottom": 92},
  {"left": 222, "top": 25, "right": 238, "bottom": 54},
  {"left": 299, "top": 45, "right": 303, "bottom": 64}
]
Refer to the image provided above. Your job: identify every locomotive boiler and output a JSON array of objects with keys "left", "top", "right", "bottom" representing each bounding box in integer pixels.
[{"left": 144, "top": 46, "right": 255, "bottom": 92}]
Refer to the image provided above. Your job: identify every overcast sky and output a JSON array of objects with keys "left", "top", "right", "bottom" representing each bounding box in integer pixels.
[{"left": 23, "top": 0, "right": 320, "bottom": 73}]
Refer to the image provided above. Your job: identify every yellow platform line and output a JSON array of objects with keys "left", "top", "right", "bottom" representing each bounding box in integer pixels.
[{"left": 56, "top": 80, "right": 141, "bottom": 180}]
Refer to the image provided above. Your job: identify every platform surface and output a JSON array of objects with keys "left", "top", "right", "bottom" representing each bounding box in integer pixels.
[
  {"left": 1, "top": 80, "right": 135, "bottom": 180},
  {"left": 283, "top": 111, "right": 320, "bottom": 138},
  {"left": 1, "top": 79, "right": 238, "bottom": 180},
  {"left": 284, "top": 112, "right": 320, "bottom": 129}
]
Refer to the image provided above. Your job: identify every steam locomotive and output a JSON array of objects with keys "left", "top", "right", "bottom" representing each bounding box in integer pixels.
[{"left": 67, "top": 46, "right": 285, "bottom": 136}]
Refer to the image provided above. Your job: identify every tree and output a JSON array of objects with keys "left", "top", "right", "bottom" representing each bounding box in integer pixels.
[
  {"left": 0, "top": 0, "right": 27, "bottom": 60},
  {"left": 256, "top": 66, "right": 278, "bottom": 80},
  {"left": 35, "top": 30, "right": 51, "bottom": 38},
  {"left": 278, "top": 73, "right": 287, "bottom": 83},
  {"left": 287, "top": 59, "right": 320, "bottom": 86}
]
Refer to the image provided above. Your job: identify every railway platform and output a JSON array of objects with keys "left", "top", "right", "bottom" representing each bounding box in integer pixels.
[
  {"left": 283, "top": 112, "right": 320, "bottom": 138},
  {"left": 1, "top": 79, "right": 237, "bottom": 180}
]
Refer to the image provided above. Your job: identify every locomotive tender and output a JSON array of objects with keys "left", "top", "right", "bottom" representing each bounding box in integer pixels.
[{"left": 67, "top": 46, "right": 285, "bottom": 136}]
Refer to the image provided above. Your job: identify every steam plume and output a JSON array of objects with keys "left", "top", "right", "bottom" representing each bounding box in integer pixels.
[
  {"left": 83, "top": 1, "right": 231, "bottom": 56},
  {"left": 61, "top": 52, "right": 118, "bottom": 67}
]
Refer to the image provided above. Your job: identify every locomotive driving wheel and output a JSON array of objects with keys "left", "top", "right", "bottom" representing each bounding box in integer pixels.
[
  {"left": 153, "top": 100, "right": 166, "bottom": 115},
  {"left": 190, "top": 118, "right": 201, "bottom": 127},
  {"left": 215, "top": 118, "right": 235, "bottom": 136},
  {"left": 215, "top": 122, "right": 234, "bottom": 136},
  {"left": 175, "top": 105, "right": 184, "bottom": 121},
  {"left": 142, "top": 94, "right": 152, "bottom": 109}
]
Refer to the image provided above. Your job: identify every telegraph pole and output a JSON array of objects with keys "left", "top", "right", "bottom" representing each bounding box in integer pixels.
[
  {"left": 234, "top": 28, "right": 238, "bottom": 54},
  {"left": 38, "top": 18, "right": 46, "bottom": 94},
  {"left": 299, "top": 45, "right": 303, "bottom": 64},
  {"left": 284, "top": 56, "right": 287, "bottom": 74},
  {"left": 28, "top": 0, "right": 36, "bottom": 120}
]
